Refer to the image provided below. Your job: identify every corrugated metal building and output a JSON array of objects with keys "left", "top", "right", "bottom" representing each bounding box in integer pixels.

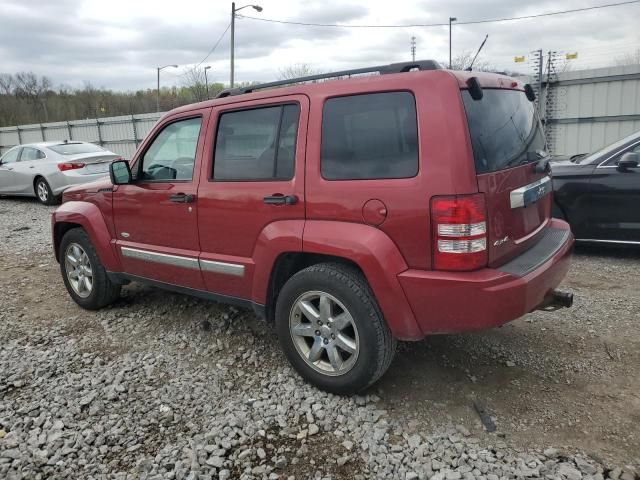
[{"left": 544, "top": 64, "right": 640, "bottom": 156}]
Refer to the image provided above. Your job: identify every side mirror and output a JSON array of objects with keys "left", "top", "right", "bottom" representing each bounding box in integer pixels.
[
  {"left": 110, "top": 159, "right": 132, "bottom": 185},
  {"left": 617, "top": 152, "right": 639, "bottom": 172}
]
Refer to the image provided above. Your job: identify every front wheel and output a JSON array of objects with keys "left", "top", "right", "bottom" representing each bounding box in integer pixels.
[
  {"left": 275, "top": 263, "right": 396, "bottom": 395},
  {"left": 59, "top": 228, "right": 121, "bottom": 310}
]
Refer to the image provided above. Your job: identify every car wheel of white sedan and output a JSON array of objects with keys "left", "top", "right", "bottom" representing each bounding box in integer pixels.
[{"left": 35, "top": 178, "right": 58, "bottom": 205}]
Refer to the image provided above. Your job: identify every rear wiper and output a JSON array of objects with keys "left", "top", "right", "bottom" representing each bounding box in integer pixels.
[{"left": 535, "top": 155, "right": 551, "bottom": 173}]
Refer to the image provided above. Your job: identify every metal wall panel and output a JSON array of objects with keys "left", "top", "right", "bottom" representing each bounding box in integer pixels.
[
  {"left": 0, "top": 113, "right": 163, "bottom": 156},
  {"left": 547, "top": 65, "right": 640, "bottom": 155}
]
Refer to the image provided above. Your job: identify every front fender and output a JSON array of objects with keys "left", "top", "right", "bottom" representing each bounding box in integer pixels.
[
  {"left": 52, "top": 201, "right": 120, "bottom": 271},
  {"left": 303, "top": 221, "right": 423, "bottom": 340}
]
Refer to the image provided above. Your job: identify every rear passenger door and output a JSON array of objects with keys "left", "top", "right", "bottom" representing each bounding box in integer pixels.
[{"left": 197, "top": 95, "right": 309, "bottom": 299}]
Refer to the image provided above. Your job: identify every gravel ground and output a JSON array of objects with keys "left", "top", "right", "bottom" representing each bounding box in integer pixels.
[{"left": 0, "top": 196, "right": 639, "bottom": 480}]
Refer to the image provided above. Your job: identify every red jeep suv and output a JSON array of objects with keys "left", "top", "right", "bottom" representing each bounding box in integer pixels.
[{"left": 52, "top": 61, "right": 574, "bottom": 394}]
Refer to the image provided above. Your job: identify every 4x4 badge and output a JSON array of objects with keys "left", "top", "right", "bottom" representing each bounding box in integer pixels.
[{"left": 493, "top": 236, "right": 510, "bottom": 247}]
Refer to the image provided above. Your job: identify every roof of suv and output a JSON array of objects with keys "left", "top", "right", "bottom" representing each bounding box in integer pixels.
[{"left": 168, "top": 61, "right": 526, "bottom": 117}]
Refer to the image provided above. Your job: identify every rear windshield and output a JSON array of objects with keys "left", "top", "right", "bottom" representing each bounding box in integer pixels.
[
  {"left": 49, "top": 143, "right": 105, "bottom": 155},
  {"left": 462, "top": 89, "right": 546, "bottom": 174}
]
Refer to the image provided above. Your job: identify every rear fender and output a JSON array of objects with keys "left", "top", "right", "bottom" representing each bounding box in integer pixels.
[
  {"left": 303, "top": 221, "right": 423, "bottom": 340},
  {"left": 251, "top": 220, "right": 305, "bottom": 303},
  {"left": 52, "top": 201, "right": 120, "bottom": 271}
]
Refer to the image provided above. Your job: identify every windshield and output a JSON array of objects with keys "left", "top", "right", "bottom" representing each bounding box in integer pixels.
[
  {"left": 576, "top": 130, "right": 640, "bottom": 164},
  {"left": 462, "top": 89, "right": 546, "bottom": 174},
  {"left": 49, "top": 143, "right": 105, "bottom": 155}
]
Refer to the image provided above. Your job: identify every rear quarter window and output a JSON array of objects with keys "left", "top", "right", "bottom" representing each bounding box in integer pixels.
[{"left": 321, "top": 92, "right": 418, "bottom": 180}]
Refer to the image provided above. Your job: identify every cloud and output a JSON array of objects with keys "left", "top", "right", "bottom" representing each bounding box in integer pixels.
[{"left": 0, "top": 0, "right": 638, "bottom": 91}]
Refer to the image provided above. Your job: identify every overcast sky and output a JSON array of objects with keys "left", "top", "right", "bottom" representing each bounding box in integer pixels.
[{"left": 1, "top": 0, "right": 639, "bottom": 91}]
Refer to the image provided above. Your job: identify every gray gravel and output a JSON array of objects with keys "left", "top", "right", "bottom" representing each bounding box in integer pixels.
[{"left": 0, "top": 197, "right": 638, "bottom": 479}]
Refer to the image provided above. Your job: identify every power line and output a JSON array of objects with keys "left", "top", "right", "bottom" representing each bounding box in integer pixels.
[
  {"left": 179, "top": 23, "right": 231, "bottom": 77},
  {"left": 237, "top": 0, "right": 640, "bottom": 28}
]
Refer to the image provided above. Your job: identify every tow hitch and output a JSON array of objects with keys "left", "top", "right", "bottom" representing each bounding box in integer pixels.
[{"left": 535, "top": 289, "right": 574, "bottom": 312}]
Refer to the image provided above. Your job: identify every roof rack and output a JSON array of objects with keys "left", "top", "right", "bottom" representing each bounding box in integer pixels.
[{"left": 216, "top": 59, "right": 442, "bottom": 98}]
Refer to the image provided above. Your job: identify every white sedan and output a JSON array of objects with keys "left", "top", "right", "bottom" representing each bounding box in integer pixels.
[{"left": 0, "top": 141, "right": 120, "bottom": 205}]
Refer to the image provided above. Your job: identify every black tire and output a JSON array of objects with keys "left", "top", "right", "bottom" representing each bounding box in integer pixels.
[
  {"left": 35, "top": 177, "right": 58, "bottom": 205},
  {"left": 59, "top": 228, "right": 121, "bottom": 310},
  {"left": 275, "top": 263, "right": 396, "bottom": 395}
]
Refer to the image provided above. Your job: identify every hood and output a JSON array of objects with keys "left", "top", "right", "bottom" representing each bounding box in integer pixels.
[{"left": 62, "top": 178, "right": 113, "bottom": 202}]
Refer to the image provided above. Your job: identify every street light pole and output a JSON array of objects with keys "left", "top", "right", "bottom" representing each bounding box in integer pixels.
[
  {"left": 449, "top": 17, "right": 457, "bottom": 69},
  {"left": 156, "top": 64, "right": 178, "bottom": 112},
  {"left": 230, "top": 2, "right": 263, "bottom": 88},
  {"left": 204, "top": 66, "right": 211, "bottom": 99}
]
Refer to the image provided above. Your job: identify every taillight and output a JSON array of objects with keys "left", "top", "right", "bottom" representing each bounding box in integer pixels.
[
  {"left": 58, "top": 162, "right": 85, "bottom": 171},
  {"left": 431, "top": 193, "right": 488, "bottom": 271}
]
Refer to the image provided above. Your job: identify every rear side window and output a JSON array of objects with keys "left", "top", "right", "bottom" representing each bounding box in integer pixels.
[
  {"left": 462, "top": 89, "right": 546, "bottom": 174},
  {"left": 321, "top": 92, "right": 418, "bottom": 180},
  {"left": 49, "top": 143, "right": 105, "bottom": 155},
  {"left": 214, "top": 104, "right": 300, "bottom": 181},
  {"left": 20, "top": 147, "right": 45, "bottom": 161}
]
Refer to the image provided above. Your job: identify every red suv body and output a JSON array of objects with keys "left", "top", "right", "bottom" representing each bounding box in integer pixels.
[{"left": 52, "top": 62, "right": 573, "bottom": 394}]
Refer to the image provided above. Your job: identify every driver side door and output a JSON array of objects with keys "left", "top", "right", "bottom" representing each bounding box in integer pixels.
[{"left": 112, "top": 109, "right": 210, "bottom": 289}]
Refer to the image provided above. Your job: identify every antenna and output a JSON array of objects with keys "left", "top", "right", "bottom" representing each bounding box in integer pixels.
[
  {"left": 410, "top": 36, "right": 416, "bottom": 62},
  {"left": 466, "top": 34, "right": 488, "bottom": 71}
]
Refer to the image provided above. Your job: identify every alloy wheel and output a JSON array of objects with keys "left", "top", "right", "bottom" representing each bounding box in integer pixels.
[
  {"left": 37, "top": 181, "right": 49, "bottom": 202},
  {"left": 64, "top": 243, "right": 93, "bottom": 298},
  {"left": 289, "top": 290, "right": 359, "bottom": 376}
]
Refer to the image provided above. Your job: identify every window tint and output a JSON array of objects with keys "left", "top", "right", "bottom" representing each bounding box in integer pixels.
[
  {"left": 49, "top": 143, "right": 105, "bottom": 155},
  {"left": 141, "top": 117, "right": 202, "bottom": 181},
  {"left": 462, "top": 89, "right": 546, "bottom": 174},
  {"left": 1, "top": 148, "right": 21, "bottom": 164},
  {"left": 20, "top": 147, "right": 45, "bottom": 161},
  {"left": 214, "top": 104, "right": 300, "bottom": 181},
  {"left": 321, "top": 92, "right": 418, "bottom": 180}
]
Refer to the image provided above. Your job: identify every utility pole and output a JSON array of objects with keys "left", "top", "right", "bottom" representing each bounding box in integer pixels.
[
  {"left": 449, "top": 17, "right": 457, "bottom": 69},
  {"left": 204, "top": 66, "right": 211, "bottom": 100},
  {"left": 411, "top": 36, "right": 416, "bottom": 62},
  {"left": 230, "top": 2, "right": 263, "bottom": 88}
]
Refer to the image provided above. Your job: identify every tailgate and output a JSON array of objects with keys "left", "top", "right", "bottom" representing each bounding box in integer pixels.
[
  {"left": 477, "top": 167, "right": 552, "bottom": 267},
  {"left": 462, "top": 87, "right": 551, "bottom": 267}
]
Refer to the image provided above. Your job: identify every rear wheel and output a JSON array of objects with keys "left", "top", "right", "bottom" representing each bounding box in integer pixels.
[
  {"left": 59, "top": 228, "right": 121, "bottom": 310},
  {"left": 35, "top": 177, "right": 58, "bottom": 205},
  {"left": 275, "top": 263, "right": 396, "bottom": 395}
]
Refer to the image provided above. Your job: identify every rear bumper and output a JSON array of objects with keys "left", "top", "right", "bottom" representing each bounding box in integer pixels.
[{"left": 398, "top": 219, "right": 574, "bottom": 335}]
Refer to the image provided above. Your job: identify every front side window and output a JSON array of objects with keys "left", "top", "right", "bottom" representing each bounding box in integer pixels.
[
  {"left": 321, "top": 92, "right": 419, "bottom": 180},
  {"left": 214, "top": 104, "right": 300, "bottom": 181},
  {"left": 141, "top": 117, "right": 202, "bottom": 181},
  {"left": 20, "top": 147, "right": 45, "bottom": 161},
  {"left": 1, "top": 148, "right": 21, "bottom": 164}
]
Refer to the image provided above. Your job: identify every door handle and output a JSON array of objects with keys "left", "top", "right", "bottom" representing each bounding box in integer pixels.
[
  {"left": 169, "top": 193, "right": 195, "bottom": 203},
  {"left": 263, "top": 194, "right": 298, "bottom": 205}
]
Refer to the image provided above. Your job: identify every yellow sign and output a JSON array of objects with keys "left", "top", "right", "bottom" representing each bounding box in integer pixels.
[
  {"left": 514, "top": 56, "right": 526, "bottom": 63},
  {"left": 566, "top": 52, "right": 578, "bottom": 60}
]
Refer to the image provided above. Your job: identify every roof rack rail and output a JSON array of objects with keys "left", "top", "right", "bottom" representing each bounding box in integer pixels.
[{"left": 216, "top": 59, "right": 442, "bottom": 98}]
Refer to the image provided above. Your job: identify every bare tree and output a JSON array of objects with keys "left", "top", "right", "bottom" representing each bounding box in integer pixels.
[
  {"left": 278, "top": 63, "right": 319, "bottom": 80},
  {"left": 444, "top": 52, "right": 495, "bottom": 72},
  {"left": 613, "top": 48, "right": 640, "bottom": 66},
  {"left": 13, "top": 72, "right": 52, "bottom": 121},
  {"left": 0, "top": 74, "right": 15, "bottom": 94},
  {"left": 182, "top": 68, "right": 208, "bottom": 103}
]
